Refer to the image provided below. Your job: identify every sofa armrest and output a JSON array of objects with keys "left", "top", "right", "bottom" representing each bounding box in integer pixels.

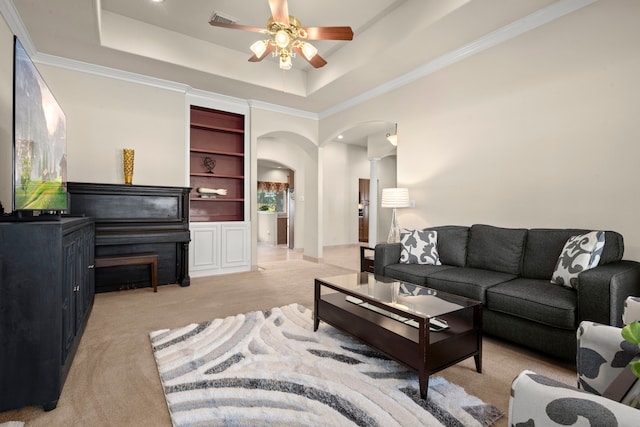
[
  {"left": 577, "top": 260, "right": 640, "bottom": 327},
  {"left": 509, "top": 370, "right": 639, "bottom": 426},
  {"left": 374, "top": 243, "right": 401, "bottom": 275}
]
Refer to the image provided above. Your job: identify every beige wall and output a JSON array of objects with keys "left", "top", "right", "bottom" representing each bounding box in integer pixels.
[
  {"left": 0, "top": 28, "right": 186, "bottom": 197},
  {"left": 375, "top": 155, "right": 400, "bottom": 243},
  {"left": 257, "top": 167, "right": 289, "bottom": 182},
  {"left": 0, "top": 18, "right": 12, "bottom": 211},
  {"left": 322, "top": 0, "right": 640, "bottom": 261},
  {"left": 321, "top": 141, "right": 369, "bottom": 246},
  {"left": 37, "top": 65, "right": 186, "bottom": 187}
]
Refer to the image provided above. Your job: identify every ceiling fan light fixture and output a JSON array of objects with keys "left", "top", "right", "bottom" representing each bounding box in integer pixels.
[
  {"left": 250, "top": 40, "right": 268, "bottom": 59},
  {"left": 300, "top": 42, "right": 318, "bottom": 60},
  {"left": 210, "top": 1, "right": 354, "bottom": 71},
  {"left": 275, "top": 30, "right": 290, "bottom": 48},
  {"left": 279, "top": 54, "right": 292, "bottom": 70}
]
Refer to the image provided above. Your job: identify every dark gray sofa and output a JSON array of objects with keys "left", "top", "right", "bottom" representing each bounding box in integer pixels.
[{"left": 374, "top": 224, "right": 640, "bottom": 361}]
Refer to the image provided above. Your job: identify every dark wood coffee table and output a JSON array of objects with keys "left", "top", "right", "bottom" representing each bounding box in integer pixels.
[{"left": 314, "top": 272, "right": 482, "bottom": 399}]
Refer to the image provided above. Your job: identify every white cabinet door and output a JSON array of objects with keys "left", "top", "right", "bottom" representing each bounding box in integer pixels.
[
  {"left": 190, "top": 223, "right": 220, "bottom": 272},
  {"left": 190, "top": 222, "right": 250, "bottom": 277},
  {"left": 221, "top": 223, "right": 250, "bottom": 269}
]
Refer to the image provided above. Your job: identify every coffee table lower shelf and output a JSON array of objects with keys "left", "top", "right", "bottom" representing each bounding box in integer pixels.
[{"left": 314, "top": 283, "right": 482, "bottom": 399}]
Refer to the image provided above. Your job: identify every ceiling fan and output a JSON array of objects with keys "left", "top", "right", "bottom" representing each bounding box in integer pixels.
[{"left": 209, "top": 0, "right": 354, "bottom": 70}]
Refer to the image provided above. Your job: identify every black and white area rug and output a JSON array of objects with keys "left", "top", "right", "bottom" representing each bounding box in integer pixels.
[{"left": 150, "top": 303, "right": 503, "bottom": 427}]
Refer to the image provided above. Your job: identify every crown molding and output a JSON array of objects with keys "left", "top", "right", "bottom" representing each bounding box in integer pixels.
[
  {"left": 318, "top": 0, "right": 598, "bottom": 119},
  {"left": 248, "top": 100, "right": 318, "bottom": 120},
  {"left": 33, "top": 53, "right": 190, "bottom": 93},
  {"left": 186, "top": 89, "right": 250, "bottom": 115},
  {"left": 0, "top": 0, "right": 36, "bottom": 55},
  {"left": 32, "top": 53, "right": 318, "bottom": 120}
]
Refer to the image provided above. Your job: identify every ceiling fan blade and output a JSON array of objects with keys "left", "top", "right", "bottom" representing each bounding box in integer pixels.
[
  {"left": 293, "top": 46, "right": 327, "bottom": 68},
  {"left": 209, "top": 20, "right": 266, "bottom": 33},
  {"left": 268, "top": 0, "right": 290, "bottom": 25},
  {"left": 304, "top": 26, "right": 354, "bottom": 41},
  {"left": 249, "top": 44, "right": 276, "bottom": 62}
]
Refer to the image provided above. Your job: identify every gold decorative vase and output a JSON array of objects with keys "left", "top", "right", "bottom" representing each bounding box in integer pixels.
[{"left": 123, "top": 148, "right": 135, "bottom": 185}]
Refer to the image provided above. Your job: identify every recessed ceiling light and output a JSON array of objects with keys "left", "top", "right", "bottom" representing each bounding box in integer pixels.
[
  {"left": 337, "top": 135, "right": 344, "bottom": 140},
  {"left": 151, "top": 0, "right": 165, "bottom": 3}
]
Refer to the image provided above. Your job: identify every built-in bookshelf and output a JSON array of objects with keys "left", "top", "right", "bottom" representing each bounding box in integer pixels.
[{"left": 189, "top": 106, "right": 245, "bottom": 222}]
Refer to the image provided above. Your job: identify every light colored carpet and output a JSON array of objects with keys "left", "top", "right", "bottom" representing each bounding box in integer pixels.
[
  {"left": 0, "top": 247, "right": 575, "bottom": 426},
  {"left": 151, "top": 303, "right": 503, "bottom": 427}
]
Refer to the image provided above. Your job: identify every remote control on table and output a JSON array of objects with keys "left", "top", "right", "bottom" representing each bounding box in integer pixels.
[{"left": 429, "top": 317, "right": 449, "bottom": 331}]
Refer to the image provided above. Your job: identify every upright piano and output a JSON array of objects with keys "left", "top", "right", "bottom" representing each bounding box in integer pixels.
[{"left": 67, "top": 182, "right": 190, "bottom": 293}]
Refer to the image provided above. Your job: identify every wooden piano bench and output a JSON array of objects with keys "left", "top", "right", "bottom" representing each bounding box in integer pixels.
[{"left": 94, "top": 253, "right": 159, "bottom": 292}]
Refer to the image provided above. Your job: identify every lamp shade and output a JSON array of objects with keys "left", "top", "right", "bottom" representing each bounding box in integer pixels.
[{"left": 381, "top": 188, "right": 410, "bottom": 208}]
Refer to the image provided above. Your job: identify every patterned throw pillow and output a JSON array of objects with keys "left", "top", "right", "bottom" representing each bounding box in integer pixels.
[
  {"left": 550, "top": 231, "right": 605, "bottom": 289},
  {"left": 399, "top": 229, "right": 441, "bottom": 265}
]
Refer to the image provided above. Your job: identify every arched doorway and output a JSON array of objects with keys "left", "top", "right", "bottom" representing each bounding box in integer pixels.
[
  {"left": 253, "top": 131, "right": 320, "bottom": 264},
  {"left": 256, "top": 158, "right": 295, "bottom": 249}
]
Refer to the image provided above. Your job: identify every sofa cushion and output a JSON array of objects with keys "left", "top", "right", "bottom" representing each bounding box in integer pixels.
[
  {"left": 399, "top": 229, "right": 441, "bottom": 265},
  {"left": 551, "top": 231, "right": 605, "bottom": 289},
  {"left": 486, "top": 278, "right": 577, "bottom": 329},
  {"left": 383, "top": 263, "right": 454, "bottom": 286},
  {"left": 523, "top": 229, "right": 625, "bottom": 279},
  {"left": 466, "top": 224, "right": 527, "bottom": 275},
  {"left": 426, "top": 267, "right": 517, "bottom": 303},
  {"left": 423, "top": 225, "right": 469, "bottom": 267}
]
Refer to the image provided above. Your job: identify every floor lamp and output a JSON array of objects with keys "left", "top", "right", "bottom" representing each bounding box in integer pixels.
[{"left": 381, "top": 188, "right": 410, "bottom": 243}]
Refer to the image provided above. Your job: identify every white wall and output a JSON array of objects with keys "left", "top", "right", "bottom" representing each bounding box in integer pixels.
[{"left": 321, "top": 0, "right": 640, "bottom": 261}]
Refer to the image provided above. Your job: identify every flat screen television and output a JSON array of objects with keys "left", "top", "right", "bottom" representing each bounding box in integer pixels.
[{"left": 12, "top": 36, "right": 67, "bottom": 214}]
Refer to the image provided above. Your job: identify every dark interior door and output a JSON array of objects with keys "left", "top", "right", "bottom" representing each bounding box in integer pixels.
[
  {"left": 359, "top": 179, "right": 370, "bottom": 242},
  {"left": 288, "top": 171, "right": 295, "bottom": 249}
]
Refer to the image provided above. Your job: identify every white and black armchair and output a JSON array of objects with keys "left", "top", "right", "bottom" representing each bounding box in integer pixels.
[{"left": 509, "top": 296, "right": 640, "bottom": 426}]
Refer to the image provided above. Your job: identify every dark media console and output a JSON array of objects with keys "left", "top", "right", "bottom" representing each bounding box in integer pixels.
[
  {"left": 0, "top": 210, "right": 63, "bottom": 221},
  {"left": 0, "top": 217, "right": 95, "bottom": 411},
  {"left": 67, "top": 182, "right": 191, "bottom": 292}
]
